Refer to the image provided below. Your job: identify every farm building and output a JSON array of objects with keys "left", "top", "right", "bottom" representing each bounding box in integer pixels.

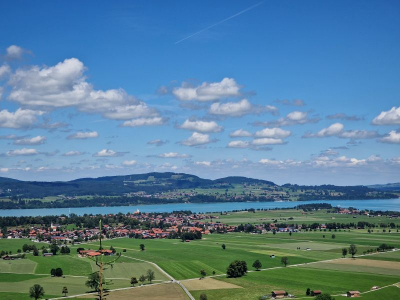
[
  {"left": 271, "top": 290, "right": 287, "bottom": 298},
  {"left": 312, "top": 290, "right": 322, "bottom": 296},
  {"left": 347, "top": 291, "right": 360, "bottom": 297}
]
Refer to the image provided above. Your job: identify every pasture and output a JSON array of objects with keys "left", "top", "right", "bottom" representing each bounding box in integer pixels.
[{"left": 0, "top": 209, "right": 399, "bottom": 299}]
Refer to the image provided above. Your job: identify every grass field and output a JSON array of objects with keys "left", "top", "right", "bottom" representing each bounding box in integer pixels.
[{"left": 0, "top": 209, "right": 399, "bottom": 299}]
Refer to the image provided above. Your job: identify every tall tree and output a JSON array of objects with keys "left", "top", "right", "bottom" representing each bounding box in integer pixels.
[
  {"left": 342, "top": 248, "right": 348, "bottom": 258},
  {"left": 130, "top": 277, "right": 138, "bottom": 286},
  {"left": 29, "top": 284, "right": 45, "bottom": 300},
  {"left": 140, "top": 244, "right": 145, "bottom": 251},
  {"left": 349, "top": 244, "right": 357, "bottom": 258},
  {"left": 281, "top": 257, "right": 289, "bottom": 267},
  {"left": 147, "top": 269, "right": 155, "bottom": 283},
  {"left": 62, "top": 286, "right": 68, "bottom": 297},
  {"left": 252, "top": 260, "right": 262, "bottom": 271},
  {"left": 85, "top": 272, "right": 104, "bottom": 292}
]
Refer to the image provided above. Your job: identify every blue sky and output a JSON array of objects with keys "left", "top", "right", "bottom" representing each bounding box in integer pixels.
[{"left": 0, "top": 0, "right": 399, "bottom": 185}]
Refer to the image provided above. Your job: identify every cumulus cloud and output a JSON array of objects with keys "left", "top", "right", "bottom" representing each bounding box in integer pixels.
[
  {"left": 6, "top": 148, "right": 39, "bottom": 156},
  {"left": 327, "top": 113, "right": 364, "bottom": 121},
  {"left": 194, "top": 161, "right": 211, "bottom": 166},
  {"left": 0, "top": 64, "right": 11, "bottom": 78},
  {"left": 254, "top": 127, "right": 291, "bottom": 139},
  {"left": 252, "top": 138, "right": 285, "bottom": 145},
  {"left": 173, "top": 78, "right": 240, "bottom": 101},
  {"left": 147, "top": 139, "right": 168, "bottom": 146},
  {"left": 7, "top": 58, "right": 162, "bottom": 123},
  {"left": 379, "top": 130, "right": 400, "bottom": 144},
  {"left": 122, "top": 117, "right": 166, "bottom": 127},
  {"left": 180, "top": 119, "right": 223, "bottom": 133},
  {"left": 93, "top": 149, "right": 127, "bottom": 157},
  {"left": 372, "top": 107, "right": 400, "bottom": 125},
  {"left": 158, "top": 152, "right": 191, "bottom": 158},
  {"left": 209, "top": 99, "right": 276, "bottom": 117},
  {"left": 303, "top": 123, "right": 379, "bottom": 139},
  {"left": 5, "top": 45, "right": 31, "bottom": 60},
  {"left": 275, "top": 99, "right": 305, "bottom": 106},
  {"left": 14, "top": 136, "right": 46, "bottom": 145},
  {"left": 227, "top": 140, "right": 250, "bottom": 148},
  {"left": 180, "top": 132, "right": 215, "bottom": 146},
  {"left": 122, "top": 160, "right": 137, "bottom": 166},
  {"left": 254, "top": 111, "right": 320, "bottom": 127},
  {"left": 67, "top": 131, "right": 99, "bottom": 139},
  {"left": 0, "top": 108, "right": 44, "bottom": 129},
  {"left": 229, "top": 129, "right": 252, "bottom": 137},
  {"left": 63, "top": 151, "right": 86, "bottom": 156}
]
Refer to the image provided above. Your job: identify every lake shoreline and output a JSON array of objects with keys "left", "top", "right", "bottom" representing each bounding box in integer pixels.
[{"left": 0, "top": 198, "right": 399, "bottom": 217}]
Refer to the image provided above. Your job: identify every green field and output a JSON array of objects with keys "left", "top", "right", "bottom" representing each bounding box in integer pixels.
[{"left": 0, "top": 209, "right": 399, "bottom": 299}]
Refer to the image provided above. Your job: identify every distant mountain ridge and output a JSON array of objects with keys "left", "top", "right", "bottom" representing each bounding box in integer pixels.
[{"left": 0, "top": 172, "right": 276, "bottom": 198}]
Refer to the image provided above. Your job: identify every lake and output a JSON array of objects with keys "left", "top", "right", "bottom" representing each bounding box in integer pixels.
[{"left": 0, "top": 198, "right": 399, "bottom": 217}]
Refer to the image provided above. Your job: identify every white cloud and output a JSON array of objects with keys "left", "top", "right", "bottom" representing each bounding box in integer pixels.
[
  {"left": 0, "top": 168, "right": 8, "bottom": 173},
  {"left": 379, "top": 130, "right": 400, "bottom": 144},
  {"left": 63, "top": 151, "right": 85, "bottom": 156},
  {"left": 147, "top": 139, "right": 168, "bottom": 146},
  {"left": 259, "top": 158, "right": 283, "bottom": 165},
  {"left": 229, "top": 129, "right": 252, "bottom": 137},
  {"left": 304, "top": 123, "right": 379, "bottom": 139},
  {"left": 252, "top": 138, "right": 285, "bottom": 145},
  {"left": 8, "top": 58, "right": 160, "bottom": 122},
  {"left": 255, "top": 111, "right": 320, "bottom": 127},
  {"left": 0, "top": 64, "right": 11, "bottom": 78},
  {"left": 180, "top": 119, "right": 223, "bottom": 133},
  {"left": 14, "top": 136, "right": 46, "bottom": 145},
  {"left": 180, "top": 132, "right": 213, "bottom": 146},
  {"left": 67, "top": 131, "right": 99, "bottom": 139},
  {"left": 173, "top": 78, "right": 240, "bottom": 101},
  {"left": 158, "top": 152, "right": 191, "bottom": 158},
  {"left": 122, "top": 117, "right": 165, "bottom": 127},
  {"left": 93, "top": 149, "right": 126, "bottom": 157},
  {"left": 5, "top": 45, "right": 29, "bottom": 60},
  {"left": 372, "top": 107, "right": 400, "bottom": 125},
  {"left": 0, "top": 108, "right": 44, "bottom": 129},
  {"left": 194, "top": 161, "right": 211, "bottom": 166},
  {"left": 6, "top": 148, "right": 39, "bottom": 156},
  {"left": 254, "top": 127, "right": 291, "bottom": 139},
  {"left": 209, "top": 99, "right": 252, "bottom": 117},
  {"left": 122, "top": 160, "right": 137, "bottom": 166},
  {"left": 227, "top": 140, "right": 250, "bottom": 148}
]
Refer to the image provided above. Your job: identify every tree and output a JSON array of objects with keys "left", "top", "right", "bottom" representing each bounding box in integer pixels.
[
  {"left": 85, "top": 272, "right": 104, "bottom": 292},
  {"left": 147, "top": 269, "right": 155, "bottom": 283},
  {"left": 342, "top": 248, "right": 348, "bottom": 258},
  {"left": 349, "top": 244, "right": 357, "bottom": 258},
  {"left": 62, "top": 286, "right": 68, "bottom": 297},
  {"left": 140, "top": 244, "right": 145, "bottom": 251},
  {"left": 315, "top": 293, "right": 335, "bottom": 300},
  {"left": 50, "top": 268, "right": 56, "bottom": 276},
  {"left": 33, "top": 247, "right": 39, "bottom": 256},
  {"left": 252, "top": 259, "right": 262, "bottom": 271},
  {"left": 306, "top": 288, "right": 311, "bottom": 296},
  {"left": 130, "top": 277, "right": 138, "bottom": 286},
  {"left": 50, "top": 244, "right": 59, "bottom": 255},
  {"left": 29, "top": 284, "right": 45, "bottom": 300},
  {"left": 221, "top": 244, "right": 226, "bottom": 250},
  {"left": 200, "top": 294, "right": 208, "bottom": 300},
  {"left": 200, "top": 269, "right": 206, "bottom": 278},
  {"left": 55, "top": 268, "right": 63, "bottom": 277},
  {"left": 281, "top": 257, "right": 289, "bottom": 267},
  {"left": 226, "top": 260, "right": 247, "bottom": 278},
  {"left": 332, "top": 234, "right": 336, "bottom": 239},
  {"left": 139, "top": 274, "right": 146, "bottom": 285}
]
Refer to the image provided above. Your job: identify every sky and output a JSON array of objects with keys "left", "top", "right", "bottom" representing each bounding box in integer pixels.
[{"left": 0, "top": 0, "right": 399, "bottom": 185}]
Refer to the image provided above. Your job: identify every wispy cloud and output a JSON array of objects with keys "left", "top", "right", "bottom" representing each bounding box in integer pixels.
[{"left": 175, "top": 2, "right": 263, "bottom": 44}]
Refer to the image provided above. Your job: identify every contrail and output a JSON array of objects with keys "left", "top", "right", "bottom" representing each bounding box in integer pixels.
[{"left": 175, "top": 2, "right": 263, "bottom": 44}]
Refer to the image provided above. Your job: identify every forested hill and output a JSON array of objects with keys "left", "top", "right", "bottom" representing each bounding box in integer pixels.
[
  {"left": 0, "top": 172, "right": 398, "bottom": 209},
  {"left": 0, "top": 172, "right": 276, "bottom": 198}
]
